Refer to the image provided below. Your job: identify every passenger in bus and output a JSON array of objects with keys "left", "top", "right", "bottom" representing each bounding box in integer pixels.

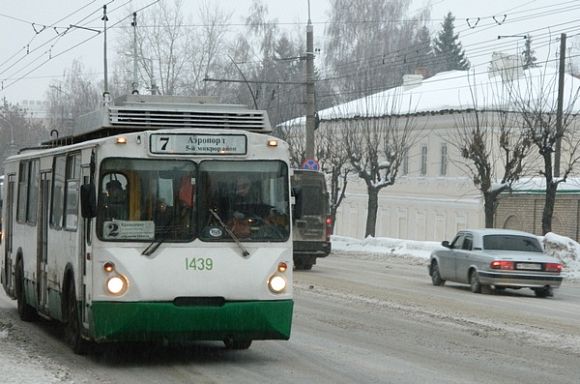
[
  {"left": 103, "top": 180, "right": 127, "bottom": 220},
  {"left": 155, "top": 198, "right": 173, "bottom": 234},
  {"left": 228, "top": 175, "right": 256, "bottom": 238},
  {"left": 177, "top": 175, "right": 196, "bottom": 235}
]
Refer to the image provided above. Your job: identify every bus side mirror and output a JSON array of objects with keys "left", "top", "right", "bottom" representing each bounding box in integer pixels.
[{"left": 81, "top": 184, "right": 97, "bottom": 218}]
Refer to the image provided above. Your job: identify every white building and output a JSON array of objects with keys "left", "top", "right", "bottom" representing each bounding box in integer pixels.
[{"left": 285, "top": 59, "right": 580, "bottom": 241}]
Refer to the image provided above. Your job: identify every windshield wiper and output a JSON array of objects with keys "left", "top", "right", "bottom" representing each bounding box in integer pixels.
[
  {"left": 142, "top": 215, "right": 178, "bottom": 256},
  {"left": 142, "top": 236, "right": 166, "bottom": 256},
  {"left": 209, "top": 209, "right": 250, "bottom": 257}
]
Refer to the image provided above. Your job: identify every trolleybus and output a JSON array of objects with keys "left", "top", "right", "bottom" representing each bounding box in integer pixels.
[{"left": 0, "top": 95, "right": 293, "bottom": 353}]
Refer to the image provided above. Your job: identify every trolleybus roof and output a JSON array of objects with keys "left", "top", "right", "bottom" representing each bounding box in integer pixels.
[{"left": 42, "top": 94, "right": 272, "bottom": 147}]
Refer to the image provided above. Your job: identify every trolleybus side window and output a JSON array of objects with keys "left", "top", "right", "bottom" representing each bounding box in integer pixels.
[
  {"left": 27, "top": 159, "right": 39, "bottom": 225},
  {"left": 64, "top": 153, "right": 81, "bottom": 231},
  {"left": 50, "top": 155, "right": 66, "bottom": 229},
  {"left": 97, "top": 158, "right": 196, "bottom": 242},
  {"left": 199, "top": 160, "right": 290, "bottom": 242},
  {"left": 16, "top": 159, "right": 39, "bottom": 225},
  {"left": 16, "top": 162, "right": 28, "bottom": 223}
]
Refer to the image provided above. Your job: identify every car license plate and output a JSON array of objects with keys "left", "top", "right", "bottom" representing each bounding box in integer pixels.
[{"left": 516, "top": 263, "right": 542, "bottom": 270}]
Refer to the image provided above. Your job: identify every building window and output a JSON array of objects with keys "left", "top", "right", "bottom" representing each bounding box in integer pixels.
[
  {"left": 440, "top": 144, "right": 448, "bottom": 176},
  {"left": 402, "top": 151, "right": 409, "bottom": 176},
  {"left": 420, "top": 145, "right": 428, "bottom": 176}
]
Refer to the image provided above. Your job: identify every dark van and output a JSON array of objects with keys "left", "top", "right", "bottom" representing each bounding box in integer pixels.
[{"left": 291, "top": 170, "right": 332, "bottom": 270}]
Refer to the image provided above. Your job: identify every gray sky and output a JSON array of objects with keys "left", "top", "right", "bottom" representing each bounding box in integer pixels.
[{"left": 0, "top": 0, "right": 578, "bottom": 103}]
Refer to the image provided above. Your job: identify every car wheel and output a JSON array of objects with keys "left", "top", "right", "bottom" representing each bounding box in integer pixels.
[
  {"left": 15, "top": 260, "right": 38, "bottom": 322},
  {"left": 431, "top": 261, "right": 445, "bottom": 286},
  {"left": 469, "top": 270, "right": 482, "bottom": 293},
  {"left": 533, "top": 286, "right": 553, "bottom": 298}
]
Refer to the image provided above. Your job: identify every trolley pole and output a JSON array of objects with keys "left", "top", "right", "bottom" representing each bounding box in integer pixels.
[
  {"left": 554, "top": 33, "right": 566, "bottom": 178},
  {"left": 132, "top": 12, "right": 138, "bottom": 93},
  {"left": 102, "top": 5, "right": 109, "bottom": 101},
  {"left": 305, "top": 1, "right": 315, "bottom": 160}
]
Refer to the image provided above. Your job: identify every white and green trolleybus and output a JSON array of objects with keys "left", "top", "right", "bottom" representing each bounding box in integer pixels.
[{"left": 0, "top": 95, "right": 293, "bottom": 353}]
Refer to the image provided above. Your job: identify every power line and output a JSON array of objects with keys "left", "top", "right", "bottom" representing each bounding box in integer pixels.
[{"left": 1, "top": 0, "right": 161, "bottom": 93}]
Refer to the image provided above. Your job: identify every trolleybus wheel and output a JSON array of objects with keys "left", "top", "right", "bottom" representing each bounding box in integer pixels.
[
  {"left": 64, "top": 282, "right": 89, "bottom": 355},
  {"left": 224, "top": 337, "right": 252, "bottom": 350},
  {"left": 15, "top": 260, "right": 38, "bottom": 322}
]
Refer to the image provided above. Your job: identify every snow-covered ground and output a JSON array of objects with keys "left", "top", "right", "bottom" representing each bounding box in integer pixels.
[
  {"left": 1, "top": 232, "right": 578, "bottom": 382},
  {"left": 332, "top": 232, "right": 580, "bottom": 280}
]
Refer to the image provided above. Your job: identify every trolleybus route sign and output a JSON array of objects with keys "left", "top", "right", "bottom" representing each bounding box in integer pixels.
[{"left": 150, "top": 133, "right": 247, "bottom": 155}]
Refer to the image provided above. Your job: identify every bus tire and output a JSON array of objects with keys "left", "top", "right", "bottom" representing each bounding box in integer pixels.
[
  {"left": 15, "top": 260, "right": 38, "bottom": 322},
  {"left": 224, "top": 337, "right": 252, "bottom": 350},
  {"left": 64, "top": 281, "right": 89, "bottom": 355}
]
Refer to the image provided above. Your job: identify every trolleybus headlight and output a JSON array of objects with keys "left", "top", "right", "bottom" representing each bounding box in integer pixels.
[
  {"left": 267, "top": 139, "right": 278, "bottom": 147},
  {"left": 268, "top": 275, "right": 287, "bottom": 293},
  {"left": 106, "top": 275, "right": 128, "bottom": 295}
]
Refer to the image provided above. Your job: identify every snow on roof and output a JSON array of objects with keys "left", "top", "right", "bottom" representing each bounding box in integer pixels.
[
  {"left": 510, "top": 177, "right": 580, "bottom": 193},
  {"left": 282, "top": 63, "right": 580, "bottom": 126}
]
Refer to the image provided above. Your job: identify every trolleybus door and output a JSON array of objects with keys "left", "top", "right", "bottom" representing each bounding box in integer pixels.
[
  {"left": 80, "top": 171, "right": 92, "bottom": 327},
  {"left": 37, "top": 172, "right": 50, "bottom": 312},
  {"left": 3, "top": 176, "right": 15, "bottom": 295}
]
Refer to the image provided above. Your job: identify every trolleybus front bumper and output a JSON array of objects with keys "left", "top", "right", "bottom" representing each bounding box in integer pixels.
[{"left": 90, "top": 299, "right": 293, "bottom": 343}]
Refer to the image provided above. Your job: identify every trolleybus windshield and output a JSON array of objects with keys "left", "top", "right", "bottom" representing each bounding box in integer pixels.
[
  {"left": 98, "top": 158, "right": 196, "bottom": 242},
  {"left": 199, "top": 160, "right": 290, "bottom": 242},
  {"left": 97, "top": 158, "right": 290, "bottom": 242}
]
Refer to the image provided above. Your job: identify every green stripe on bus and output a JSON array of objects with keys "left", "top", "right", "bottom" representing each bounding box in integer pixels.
[{"left": 89, "top": 300, "right": 293, "bottom": 343}]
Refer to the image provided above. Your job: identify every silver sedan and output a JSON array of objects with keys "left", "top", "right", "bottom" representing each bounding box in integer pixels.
[{"left": 428, "top": 229, "right": 563, "bottom": 298}]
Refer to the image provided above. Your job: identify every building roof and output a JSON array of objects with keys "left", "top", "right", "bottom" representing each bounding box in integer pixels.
[{"left": 283, "top": 61, "right": 580, "bottom": 126}]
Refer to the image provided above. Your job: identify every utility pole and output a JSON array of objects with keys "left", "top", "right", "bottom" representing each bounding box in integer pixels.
[
  {"left": 554, "top": 33, "right": 567, "bottom": 178},
  {"left": 305, "top": 0, "right": 315, "bottom": 160}
]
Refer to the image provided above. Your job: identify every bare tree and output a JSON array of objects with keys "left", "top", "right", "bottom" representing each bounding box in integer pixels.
[
  {"left": 46, "top": 59, "right": 101, "bottom": 136},
  {"left": 340, "top": 95, "right": 416, "bottom": 237},
  {"left": 450, "top": 75, "right": 532, "bottom": 228},
  {"left": 317, "top": 122, "right": 352, "bottom": 233},
  {"left": 277, "top": 118, "right": 351, "bottom": 233},
  {"left": 221, "top": 0, "right": 304, "bottom": 126},
  {"left": 324, "top": 0, "right": 431, "bottom": 103},
  {"left": 114, "top": 0, "right": 231, "bottom": 96},
  {"left": 0, "top": 99, "right": 48, "bottom": 168},
  {"left": 276, "top": 121, "right": 305, "bottom": 168},
  {"left": 508, "top": 66, "right": 580, "bottom": 234}
]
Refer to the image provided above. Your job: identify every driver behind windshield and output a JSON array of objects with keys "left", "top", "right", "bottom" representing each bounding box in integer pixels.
[{"left": 227, "top": 175, "right": 257, "bottom": 237}]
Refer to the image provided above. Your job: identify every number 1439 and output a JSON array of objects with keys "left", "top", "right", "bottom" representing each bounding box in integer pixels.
[{"left": 185, "top": 257, "right": 214, "bottom": 271}]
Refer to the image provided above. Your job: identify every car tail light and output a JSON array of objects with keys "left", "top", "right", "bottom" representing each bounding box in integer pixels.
[
  {"left": 325, "top": 215, "right": 333, "bottom": 241},
  {"left": 490, "top": 260, "right": 514, "bottom": 270},
  {"left": 545, "top": 263, "right": 562, "bottom": 273}
]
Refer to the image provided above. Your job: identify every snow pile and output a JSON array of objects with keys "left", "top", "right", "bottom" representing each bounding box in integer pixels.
[
  {"left": 543, "top": 232, "right": 580, "bottom": 279},
  {"left": 332, "top": 235, "right": 441, "bottom": 261}
]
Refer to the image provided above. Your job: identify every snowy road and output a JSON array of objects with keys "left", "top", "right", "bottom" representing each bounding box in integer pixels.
[{"left": 1, "top": 251, "right": 579, "bottom": 384}]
